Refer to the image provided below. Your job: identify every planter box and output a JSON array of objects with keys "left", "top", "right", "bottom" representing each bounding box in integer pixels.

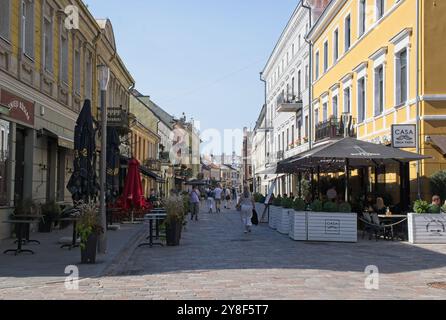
[
  {"left": 408, "top": 213, "right": 446, "bottom": 244},
  {"left": 307, "top": 212, "right": 357, "bottom": 243},
  {"left": 289, "top": 211, "right": 307, "bottom": 241},
  {"left": 268, "top": 206, "right": 280, "bottom": 229},
  {"left": 277, "top": 209, "right": 292, "bottom": 234}
]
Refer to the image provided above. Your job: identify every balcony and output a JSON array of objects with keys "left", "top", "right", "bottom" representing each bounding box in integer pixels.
[
  {"left": 159, "top": 151, "right": 171, "bottom": 164},
  {"left": 107, "top": 107, "right": 131, "bottom": 134},
  {"left": 315, "top": 116, "right": 356, "bottom": 142},
  {"left": 144, "top": 158, "right": 161, "bottom": 172},
  {"left": 276, "top": 150, "right": 284, "bottom": 161},
  {"left": 276, "top": 94, "right": 303, "bottom": 113}
]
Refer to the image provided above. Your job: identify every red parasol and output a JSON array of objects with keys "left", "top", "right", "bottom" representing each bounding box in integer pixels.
[{"left": 118, "top": 158, "right": 150, "bottom": 211}]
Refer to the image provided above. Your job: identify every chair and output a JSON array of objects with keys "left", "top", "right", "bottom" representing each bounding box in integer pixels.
[{"left": 360, "top": 212, "right": 393, "bottom": 241}]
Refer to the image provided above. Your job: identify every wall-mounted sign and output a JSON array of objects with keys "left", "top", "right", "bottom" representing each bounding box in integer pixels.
[
  {"left": 325, "top": 219, "right": 340, "bottom": 235},
  {"left": 0, "top": 89, "right": 35, "bottom": 126},
  {"left": 392, "top": 124, "right": 416, "bottom": 148}
]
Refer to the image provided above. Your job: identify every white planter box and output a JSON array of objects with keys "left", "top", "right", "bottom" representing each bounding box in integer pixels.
[
  {"left": 408, "top": 213, "right": 446, "bottom": 244},
  {"left": 268, "top": 206, "right": 280, "bottom": 229},
  {"left": 307, "top": 212, "right": 357, "bottom": 243},
  {"left": 277, "top": 209, "right": 292, "bottom": 234},
  {"left": 289, "top": 211, "right": 307, "bottom": 241}
]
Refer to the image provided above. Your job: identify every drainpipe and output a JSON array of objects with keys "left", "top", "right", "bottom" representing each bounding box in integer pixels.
[
  {"left": 260, "top": 72, "right": 267, "bottom": 193},
  {"left": 416, "top": 0, "right": 421, "bottom": 199},
  {"left": 302, "top": 2, "right": 313, "bottom": 150}
]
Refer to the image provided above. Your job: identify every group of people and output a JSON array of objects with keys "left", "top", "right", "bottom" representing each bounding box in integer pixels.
[{"left": 204, "top": 184, "right": 238, "bottom": 213}]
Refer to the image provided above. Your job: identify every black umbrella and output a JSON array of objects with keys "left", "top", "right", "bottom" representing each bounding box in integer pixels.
[
  {"left": 106, "top": 127, "right": 120, "bottom": 203},
  {"left": 67, "top": 100, "right": 99, "bottom": 203}
]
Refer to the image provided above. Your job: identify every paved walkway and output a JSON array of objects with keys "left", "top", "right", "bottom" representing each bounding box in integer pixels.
[{"left": 1, "top": 209, "right": 446, "bottom": 299}]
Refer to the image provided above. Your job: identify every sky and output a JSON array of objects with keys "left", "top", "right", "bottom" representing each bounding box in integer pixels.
[{"left": 86, "top": 0, "right": 299, "bottom": 155}]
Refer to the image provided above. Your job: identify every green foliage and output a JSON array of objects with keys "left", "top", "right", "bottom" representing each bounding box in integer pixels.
[
  {"left": 76, "top": 202, "right": 103, "bottom": 250},
  {"left": 41, "top": 201, "right": 61, "bottom": 221},
  {"left": 430, "top": 170, "right": 446, "bottom": 201},
  {"left": 413, "top": 200, "right": 430, "bottom": 214},
  {"left": 272, "top": 196, "right": 282, "bottom": 207},
  {"left": 442, "top": 204, "right": 446, "bottom": 213},
  {"left": 163, "top": 195, "right": 186, "bottom": 227},
  {"left": 293, "top": 198, "right": 306, "bottom": 211},
  {"left": 323, "top": 201, "right": 339, "bottom": 213},
  {"left": 428, "top": 204, "right": 441, "bottom": 214},
  {"left": 338, "top": 202, "right": 352, "bottom": 213},
  {"left": 310, "top": 199, "right": 323, "bottom": 212},
  {"left": 253, "top": 193, "right": 265, "bottom": 203},
  {"left": 281, "top": 197, "right": 294, "bottom": 209}
]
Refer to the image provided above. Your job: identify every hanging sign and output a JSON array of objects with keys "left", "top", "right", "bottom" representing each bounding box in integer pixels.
[{"left": 392, "top": 124, "right": 416, "bottom": 148}]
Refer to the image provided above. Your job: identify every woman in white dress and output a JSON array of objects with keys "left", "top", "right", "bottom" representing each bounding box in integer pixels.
[{"left": 237, "top": 186, "right": 255, "bottom": 234}]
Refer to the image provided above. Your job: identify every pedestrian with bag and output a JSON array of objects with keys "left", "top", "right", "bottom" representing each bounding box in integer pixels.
[
  {"left": 237, "top": 186, "right": 255, "bottom": 234},
  {"left": 190, "top": 187, "right": 200, "bottom": 221}
]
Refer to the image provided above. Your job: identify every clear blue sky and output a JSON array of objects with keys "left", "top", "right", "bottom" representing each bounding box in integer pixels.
[{"left": 86, "top": 0, "right": 299, "bottom": 155}]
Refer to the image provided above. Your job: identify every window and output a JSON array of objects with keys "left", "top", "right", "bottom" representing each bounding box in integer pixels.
[
  {"left": 323, "top": 41, "right": 328, "bottom": 72},
  {"left": 345, "top": 15, "right": 351, "bottom": 52},
  {"left": 333, "top": 95, "right": 338, "bottom": 118},
  {"left": 315, "top": 51, "right": 320, "bottom": 80},
  {"left": 396, "top": 48, "right": 408, "bottom": 105},
  {"left": 297, "top": 120, "right": 302, "bottom": 141},
  {"left": 85, "top": 53, "right": 92, "bottom": 99},
  {"left": 282, "top": 132, "right": 285, "bottom": 152},
  {"left": 60, "top": 33, "right": 68, "bottom": 84},
  {"left": 74, "top": 48, "right": 81, "bottom": 94},
  {"left": 298, "top": 34, "right": 301, "bottom": 49},
  {"left": 334, "top": 29, "right": 339, "bottom": 62},
  {"left": 376, "top": 0, "right": 385, "bottom": 20},
  {"left": 359, "top": 0, "right": 366, "bottom": 37},
  {"left": 297, "top": 70, "right": 301, "bottom": 98},
  {"left": 22, "top": 0, "right": 34, "bottom": 58},
  {"left": 292, "top": 43, "right": 295, "bottom": 57},
  {"left": 344, "top": 87, "right": 351, "bottom": 113},
  {"left": 291, "top": 77, "right": 295, "bottom": 98},
  {"left": 286, "top": 128, "right": 289, "bottom": 150},
  {"left": 291, "top": 125, "right": 295, "bottom": 146},
  {"left": 305, "top": 115, "right": 309, "bottom": 138},
  {"left": 0, "top": 120, "right": 10, "bottom": 207},
  {"left": 323, "top": 102, "right": 328, "bottom": 122},
  {"left": 0, "top": 0, "right": 10, "bottom": 41},
  {"left": 315, "top": 109, "right": 319, "bottom": 125},
  {"left": 305, "top": 65, "right": 309, "bottom": 88},
  {"left": 43, "top": 15, "right": 53, "bottom": 72},
  {"left": 374, "top": 65, "right": 384, "bottom": 115},
  {"left": 358, "top": 77, "right": 366, "bottom": 123}
]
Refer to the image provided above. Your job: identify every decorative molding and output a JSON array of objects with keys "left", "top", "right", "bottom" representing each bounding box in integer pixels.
[{"left": 369, "top": 46, "right": 388, "bottom": 61}]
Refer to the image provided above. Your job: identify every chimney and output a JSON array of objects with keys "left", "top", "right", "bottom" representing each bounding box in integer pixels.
[{"left": 307, "top": 0, "right": 330, "bottom": 22}]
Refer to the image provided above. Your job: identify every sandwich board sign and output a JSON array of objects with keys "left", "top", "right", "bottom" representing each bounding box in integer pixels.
[
  {"left": 261, "top": 179, "right": 277, "bottom": 223},
  {"left": 392, "top": 124, "right": 416, "bottom": 148}
]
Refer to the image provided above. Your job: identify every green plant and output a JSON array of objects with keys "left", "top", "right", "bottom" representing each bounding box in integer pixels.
[
  {"left": 281, "top": 197, "right": 294, "bottom": 209},
  {"left": 338, "top": 202, "right": 352, "bottom": 213},
  {"left": 310, "top": 199, "right": 323, "bottom": 212},
  {"left": 163, "top": 195, "right": 185, "bottom": 227},
  {"left": 430, "top": 170, "right": 446, "bottom": 201},
  {"left": 76, "top": 202, "right": 103, "bottom": 250},
  {"left": 428, "top": 204, "right": 441, "bottom": 214},
  {"left": 293, "top": 198, "right": 306, "bottom": 211},
  {"left": 323, "top": 201, "right": 339, "bottom": 213},
  {"left": 41, "top": 201, "right": 61, "bottom": 222},
  {"left": 442, "top": 204, "right": 446, "bottom": 213},
  {"left": 272, "top": 196, "right": 282, "bottom": 207},
  {"left": 413, "top": 200, "right": 430, "bottom": 214}
]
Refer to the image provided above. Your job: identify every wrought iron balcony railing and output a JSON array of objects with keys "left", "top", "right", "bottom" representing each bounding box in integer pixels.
[
  {"left": 276, "top": 94, "right": 303, "bottom": 113},
  {"left": 144, "top": 158, "right": 161, "bottom": 172},
  {"left": 315, "top": 116, "right": 356, "bottom": 142}
]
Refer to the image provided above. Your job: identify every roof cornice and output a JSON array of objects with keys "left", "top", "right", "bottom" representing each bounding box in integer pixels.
[{"left": 307, "top": 0, "right": 347, "bottom": 42}]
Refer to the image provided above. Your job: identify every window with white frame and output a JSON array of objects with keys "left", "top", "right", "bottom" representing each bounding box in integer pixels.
[
  {"left": 357, "top": 77, "right": 366, "bottom": 123},
  {"left": 298, "top": 34, "right": 301, "bottom": 49},
  {"left": 0, "top": 0, "right": 10, "bottom": 41},
  {"left": 374, "top": 65, "right": 384, "bottom": 115},
  {"left": 22, "top": 0, "right": 34, "bottom": 58},
  {"left": 305, "top": 65, "right": 309, "bottom": 88},
  {"left": 297, "top": 70, "right": 301, "bottom": 98},
  {"left": 332, "top": 95, "right": 338, "bottom": 118},
  {"left": 60, "top": 31, "right": 68, "bottom": 84},
  {"left": 344, "top": 87, "right": 351, "bottom": 113},
  {"left": 359, "top": 0, "right": 366, "bottom": 37},
  {"left": 396, "top": 48, "right": 408, "bottom": 105},
  {"left": 305, "top": 115, "right": 309, "bottom": 138},
  {"left": 323, "top": 41, "right": 328, "bottom": 72},
  {"left": 315, "top": 51, "right": 320, "bottom": 80},
  {"left": 315, "top": 108, "right": 319, "bottom": 125},
  {"left": 323, "top": 102, "right": 328, "bottom": 122},
  {"left": 333, "top": 29, "right": 339, "bottom": 62},
  {"left": 74, "top": 46, "right": 81, "bottom": 94},
  {"left": 43, "top": 14, "right": 53, "bottom": 72},
  {"left": 376, "top": 0, "right": 385, "bottom": 20},
  {"left": 345, "top": 15, "right": 351, "bottom": 52}
]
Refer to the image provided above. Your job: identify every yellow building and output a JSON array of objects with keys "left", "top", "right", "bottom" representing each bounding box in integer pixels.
[
  {"left": 129, "top": 94, "right": 161, "bottom": 197},
  {"left": 308, "top": 0, "right": 446, "bottom": 204}
]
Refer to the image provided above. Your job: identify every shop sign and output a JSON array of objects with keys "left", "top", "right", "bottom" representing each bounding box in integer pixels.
[
  {"left": 392, "top": 124, "right": 416, "bottom": 148},
  {"left": 0, "top": 89, "right": 35, "bottom": 126}
]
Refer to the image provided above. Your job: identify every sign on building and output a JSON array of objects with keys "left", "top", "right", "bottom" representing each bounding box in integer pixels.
[{"left": 391, "top": 124, "right": 416, "bottom": 148}]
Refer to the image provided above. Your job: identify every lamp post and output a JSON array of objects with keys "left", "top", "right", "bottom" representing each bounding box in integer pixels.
[{"left": 98, "top": 64, "right": 110, "bottom": 254}]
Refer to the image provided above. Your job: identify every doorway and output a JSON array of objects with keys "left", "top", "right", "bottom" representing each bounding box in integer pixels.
[{"left": 14, "top": 127, "right": 25, "bottom": 205}]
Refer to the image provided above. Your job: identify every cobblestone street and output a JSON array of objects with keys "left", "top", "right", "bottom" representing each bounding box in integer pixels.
[{"left": 1, "top": 208, "right": 446, "bottom": 300}]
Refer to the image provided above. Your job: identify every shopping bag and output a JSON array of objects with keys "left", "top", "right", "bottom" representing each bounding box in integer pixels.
[{"left": 251, "top": 209, "right": 259, "bottom": 226}]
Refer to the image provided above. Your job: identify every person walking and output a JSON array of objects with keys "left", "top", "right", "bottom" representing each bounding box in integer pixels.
[
  {"left": 190, "top": 187, "right": 200, "bottom": 221},
  {"left": 214, "top": 184, "right": 223, "bottom": 213},
  {"left": 237, "top": 186, "right": 255, "bottom": 234},
  {"left": 207, "top": 187, "right": 215, "bottom": 213}
]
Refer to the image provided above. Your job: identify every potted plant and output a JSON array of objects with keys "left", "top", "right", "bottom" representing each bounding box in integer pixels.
[
  {"left": 39, "top": 201, "right": 61, "bottom": 233},
  {"left": 269, "top": 196, "right": 282, "bottom": 230},
  {"left": 277, "top": 198, "right": 293, "bottom": 235},
  {"left": 289, "top": 198, "right": 307, "bottom": 241},
  {"left": 76, "top": 202, "right": 103, "bottom": 264},
  {"left": 408, "top": 199, "right": 446, "bottom": 244},
  {"left": 163, "top": 195, "right": 185, "bottom": 246}
]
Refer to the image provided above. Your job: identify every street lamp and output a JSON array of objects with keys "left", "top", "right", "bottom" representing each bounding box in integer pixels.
[{"left": 98, "top": 64, "right": 110, "bottom": 254}]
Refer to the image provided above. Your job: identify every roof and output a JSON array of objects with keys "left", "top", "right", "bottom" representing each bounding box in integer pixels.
[{"left": 132, "top": 91, "right": 175, "bottom": 130}]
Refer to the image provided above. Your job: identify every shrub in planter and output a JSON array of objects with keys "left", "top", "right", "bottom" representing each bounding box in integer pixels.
[
  {"left": 428, "top": 204, "right": 441, "bottom": 214},
  {"left": 76, "top": 202, "right": 103, "bottom": 264},
  {"left": 323, "top": 201, "right": 339, "bottom": 213},
  {"left": 293, "top": 198, "right": 306, "bottom": 211},
  {"left": 39, "top": 201, "right": 61, "bottom": 232},
  {"left": 413, "top": 200, "right": 430, "bottom": 214},
  {"left": 281, "top": 197, "right": 294, "bottom": 209},
  {"left": 338, "top": 202, "right": 352, "bottom": 213},
  {"left": 310, "top": 199, "right": 323, "bottom": 212},
  {"left": 272, "top": 197, "right": 282, "bottom": 207},
  {"left": 163, "top": 196, "right": 185, "bottom": 246}
]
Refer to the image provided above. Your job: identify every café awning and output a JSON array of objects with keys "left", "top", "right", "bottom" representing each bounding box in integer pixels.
[
  {"left": 278, "top": 137, "right": 430, "bottom": 173},
  {"left": 39, "top": 128, "right": 74, "bottom": 150}
]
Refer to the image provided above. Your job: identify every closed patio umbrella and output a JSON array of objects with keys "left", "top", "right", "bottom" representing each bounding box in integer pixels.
[
  {"left": 67, "top": 100, "right": 98, "bottom": 203},
  {"left": 118, "top": 158, "right": 146, "bottom": 222}
]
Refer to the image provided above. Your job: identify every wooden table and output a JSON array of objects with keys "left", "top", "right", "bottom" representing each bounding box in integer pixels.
[
  {"left": 58, "top": 217, "right": 80, "bottom": 250},
  {"left": 13, "top": 215, "right": 44, "bottom": 245},
  {"left": 3, "top": 220, "right": 35, "bottom": 255},
  {"left": 138, "top": 214, "right": 167, "bottom": 248}
]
